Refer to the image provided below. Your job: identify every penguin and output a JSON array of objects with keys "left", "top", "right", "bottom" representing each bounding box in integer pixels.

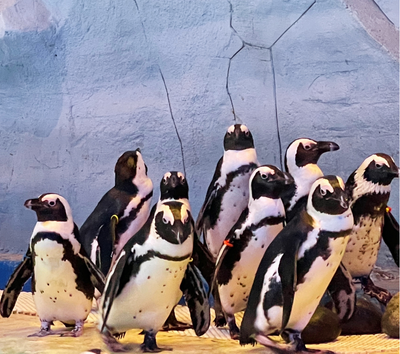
[
  {"left": 340, "top": 153, "right": 399, "bottom": 304},
  {"left": 80, "top": 149, "right": 153, "bottom": 275},
  {"left": 213, "top": 165, "right": 293, "bottom": 339},
  {"left": 196, "top": 124, "right": 259, "bottom": 260},
  {"left": 99, "top": 173, "right": 210, "bottom": 353},
  {"left": 158, "top": 171, "right": 214, "bottom": 331},
  {"left": 196, "top": 124, "right": 259, "bottom": 326},
  {"left": 282, "top": 138, "right": 339, "bottom": 223},
  {"left": 0, "top": 193, "right": 105, "bottom": 337},
  {"left": 240, "top": 175, "right": 353, "bottom": 354}
]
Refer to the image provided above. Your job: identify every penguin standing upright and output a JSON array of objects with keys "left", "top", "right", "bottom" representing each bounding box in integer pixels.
[
  {"left": 340, "top": 153, "right": 399, "bottom": 304},
  {"left": 196, "top": 124, "right": 259, "bottom": 260},
  {"left": 214, "top": 165, "right": 293, "bottom": 339},
  {"left": 80, "top": 149, "right": 153, "bottom": 275},
  {"left": 282, "top": 138, "right": 339, "bottom": 222},
  {"left": 240, "top": 176, "right": 353, "bottom": 354},
  {"left": 0, "top": 194, "right": 105, "bottom": 337},
  {"left": 99, "top": 172, "right": 210, "bottom": 353},
  {"left": 158, "top": 171, "right": 214, "bottom": 331}
]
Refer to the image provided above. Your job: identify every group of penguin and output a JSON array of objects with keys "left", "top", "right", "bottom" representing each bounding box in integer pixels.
[{"left": 0, "top": 123, "right": 398, "bottom": 354}]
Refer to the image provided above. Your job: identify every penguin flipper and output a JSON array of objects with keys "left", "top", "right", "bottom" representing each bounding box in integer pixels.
[
  {"left": 327, "top": 262, "right": 355, "bottom": 321},
  {"left": 0, "top": 249, "right": 33, "bottom": 318},
  {"left": 180, "top": 262, "right": 211, "bottom": 336},
  {"left": 100, "top": 250, "right": 129, "bottom": 333},
  {"left": 279, "top": 239, "right": 300, "bottom": 331},
  {"left": 192, "top": 235, "right": 215, "bottom": 288},
  {"left": 82, "top": 255, "right": 106, "bottom": 294},
  {"left": 195, "top": 158, "right": 223, "bottom": 236},
  {"left": 382, "top": 209, "right": 399, "bottom": 267}
]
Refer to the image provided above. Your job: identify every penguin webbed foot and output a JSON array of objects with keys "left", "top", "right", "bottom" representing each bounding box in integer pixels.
[
  {"left": 28, "top": 321, "right": 57, "bottom": 337},
  {"left": 160, "top": 309, "right": 192, "bottom": 331},
  {"left": 60, "top": 320, "right": 84, "bottom": 337},
  {"left": 361, "top": 277, "right": 392, "bottom": 305},
  {"left": 141, "top": 330, "right": 172, "bottom": 353},
  {"left": 101, "top": 330, "right": 129, "bottom": 353},
  {"left": 283, "top": 331, "right": 335, "bottom": 354},
  {"left": 227, "top": 315, "right": 240, "bottom": 340},
  {"left": 28, "top": 328, "right": 58, "bottom": 337}
]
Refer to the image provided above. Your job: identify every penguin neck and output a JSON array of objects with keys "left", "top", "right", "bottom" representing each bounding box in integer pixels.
[
  {"left": 31, "top": 221, "right": 81, "bottom": 254},
  {"left": 248, "top": 196, "right": 285, "bottom": 222},
  {"left": 307, "top": 206, "right": 353, "bottom": 233},
  {"left": 289, "top": 164, "right": 323, "bottom": 209},
  {"left": 132, "top": 173, "right": 153, "bottom": 197},
  {"left": 220, "top": 148, "right": 258, "bottom": 177},
  {"left": 351, "top": 169, "right": 391, "bottom": 204}
]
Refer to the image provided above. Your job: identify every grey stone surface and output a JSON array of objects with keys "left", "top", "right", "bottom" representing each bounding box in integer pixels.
[{"left": 0, "top": 0, "right": 398, "bottom": 273}]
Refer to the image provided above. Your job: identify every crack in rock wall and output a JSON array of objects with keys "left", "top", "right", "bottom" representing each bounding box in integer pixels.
[{"left": 0, "top": 0, "right": 398, "bottom": 270}]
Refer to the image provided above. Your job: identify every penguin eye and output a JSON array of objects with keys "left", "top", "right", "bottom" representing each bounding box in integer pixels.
[
  {"left": 162, "top": 217, "right": 169, "bottom": 224},
  {"left": 261, "top": 173, "right": 268, "bottom": 180},
  {"left": 163, "top": 178, "right": 168, "bottom": 185},
  {"left": 303, "top": 144, "right": 312, "bottom": 151},
  {"left": 375, "top": 163, "right": 383, "bottom": 169},
  {"left": 320, "top": 188, "right": 327, "bottom": 196},
  {"left": 48, "top": 200, "right": 56, "bottom": 207}
]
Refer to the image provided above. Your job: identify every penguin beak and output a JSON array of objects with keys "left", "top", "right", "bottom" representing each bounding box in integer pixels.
[
  {"left": 168, "top": 174, "right": 179, "bottom": 188},
  {"left": 135, "top": 147, "right": 141, "bottom": 153},
  {"left": 24, "top": 198, "right": 41, "bottom": 210},
  {"left": 389, "top": 167, "right": 399, "bottom": 178},
  {"left": 316, "top": 141, "right": 340, "bottom": 153},
  {"left": 283, "top": 172, "right": 294, "bottom": 185},
  {"left": 174, "top": 222, "right": 186, "bottom": 244}
]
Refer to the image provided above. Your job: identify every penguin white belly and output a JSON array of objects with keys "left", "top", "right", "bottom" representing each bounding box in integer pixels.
[
  {"left": 287, "top": 236, "right": 349, "bottom": 331},
  {"left": 341, "top": 216, "right": 382, "bottom": 277},
  {"left": 219, "top": 224, "right": 283, "bottom": 315},
  {"left": 103, "top": 257, "right": 190, "bottom": 333},
  {"left": 33, "top": 239, "right": 92, "bottom": 323},
  {"left": 206, "top": 177, "right": 250, "bottom": 259}
]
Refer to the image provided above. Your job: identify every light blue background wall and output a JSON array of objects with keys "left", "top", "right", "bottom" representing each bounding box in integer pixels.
[{"left": 0, "top": 0, "right": 398, "bottom": 268}]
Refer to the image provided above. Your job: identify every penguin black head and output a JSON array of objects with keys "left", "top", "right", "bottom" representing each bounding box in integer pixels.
[
  {"left": 309, "top": 175, "right": 350, "bottom": 216},
  {"left": 160, "top": 171, "right": 188, "bottom": 201},
  {"left": 114, "top": 149, "right": 148, "bottom": 187},
  {"left": 223, "top": 124, "right": 255, "bottom": 151},
  {"left": 24, "top": 193, "right": 72, "bottom": 222},
  {"left": 357, "top": 153, "right": 399, "bottom": 187},
  {"left": 285, "top": 138, "right": 339, "bottom": 172},
  {"left": 250, "top": 165, "right": 294, "bottom": 200},
  {"left": 155, "top": 201, "right": 192, "bottom": 244}
]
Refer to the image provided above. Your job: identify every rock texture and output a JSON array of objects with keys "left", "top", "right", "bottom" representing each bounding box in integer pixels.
[{"left": 0, "top": 0, "right": 398, "bottom": 270}]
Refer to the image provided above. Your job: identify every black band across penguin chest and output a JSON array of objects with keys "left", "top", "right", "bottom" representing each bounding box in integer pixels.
[
  {"left": 206, "top": 163, "right": 258, "bottom": 229},
  {"left": 296, "top": 229, "right": 351, "bottom": 285}
]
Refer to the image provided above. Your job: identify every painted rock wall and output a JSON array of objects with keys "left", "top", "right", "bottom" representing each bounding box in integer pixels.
[{"left": 0, "top": 0, "right": 398, "bottom": 268}]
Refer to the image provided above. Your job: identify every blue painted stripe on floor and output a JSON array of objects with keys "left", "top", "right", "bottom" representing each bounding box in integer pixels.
[{"left": 0, "top": 260, "right": 31, "bottom": 292}]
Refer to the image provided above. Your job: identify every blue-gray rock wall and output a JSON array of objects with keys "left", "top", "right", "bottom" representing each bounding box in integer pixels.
[{"left": 0, "top": 0, "right": 398, "bottom": 268}]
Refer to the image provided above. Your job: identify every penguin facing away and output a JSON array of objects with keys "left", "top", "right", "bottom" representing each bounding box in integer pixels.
[
  {"left": 214, "top": 165, "right": 294, "bottom": 339},
  {"left": 282, "top": 138, "right": 339, "bottom": 223},
  {"left": 80, "top": 149, "right": 153, "bottom": 275},
  {"left": 0, "top": 193, "right": 105, "bottom": 337},
  {"left": 341, "top": 153, "right": 399, "bottom": 304},
  {"left": 240, "top": 176, "right": 353, "bottom": 354},
  {"left": 99, "top": 172, "right": 210, "bottom": 353},
  {"left": 196, "top": 124, "right": 259, "bottom": 260}
]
